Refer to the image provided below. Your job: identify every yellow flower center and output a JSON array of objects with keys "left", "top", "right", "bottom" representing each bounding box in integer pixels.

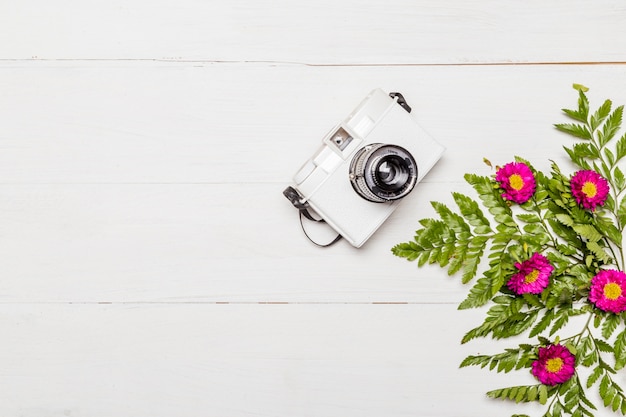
[
  {"left": 545, "top": 357, "right": 564, "bottom": 373},
  {"left": 581, "top": 181, "right": 598, "bottom": 198},
  {"left": 604, "top": 282, "right": 622, "bottom": 300},
  {"left": 509, "top": 174, "right": 524, "bottom": 191},
  {"left": 525, "top": 269, "right": 540, "bottom": 284}
]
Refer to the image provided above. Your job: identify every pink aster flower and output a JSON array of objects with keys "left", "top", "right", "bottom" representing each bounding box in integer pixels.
[
  {"left": 495, "top": 162, "right": 536, "bottom": 204},
  {"left": 506, "top": 253, "right": 553, "bottom": 295},
  {"left": 588, "top": 269, "right": 626, "bottom": 314},
  {"left": 570, "top": 170, "right": 610, "bottom": 211},
  {"left": 531, "top": 344, "right": 576, "bottom": 386}
]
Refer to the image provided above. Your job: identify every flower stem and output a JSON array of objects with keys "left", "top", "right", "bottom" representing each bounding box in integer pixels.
[{"left": 574, "top": 312, "right": 594, "bottom": 347}]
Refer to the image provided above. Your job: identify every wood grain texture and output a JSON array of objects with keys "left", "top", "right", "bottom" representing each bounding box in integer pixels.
[
  {"left": 2, "top": 1, "right": 626, "bottom": 416},
  {"left": 0, "top": 303, "right": 549, "bottom": 417},
  {"left": 3, "top": 1, "right": 626, "bottom": 64},
  {"left": 2, "top": 62, "right": 626, "bottom": 184}
]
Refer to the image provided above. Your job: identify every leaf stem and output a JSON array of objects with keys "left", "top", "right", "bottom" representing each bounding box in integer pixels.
[
  {"left": 575, "top": 313, "right": 594, "bottom": 347},
  {"left": 531, "top": 195, "right": 560, "bottom": 250},
  {"left": 604, "top": 237, "right": 624, "bottom": 271}
]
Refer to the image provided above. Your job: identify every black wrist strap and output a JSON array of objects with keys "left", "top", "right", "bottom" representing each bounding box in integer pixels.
[
  {"left": 283, "top": 186, "right": 342, "bottom": 247},
  {"left": 298, "top": 208, "right": 343, "bottom": 247}
]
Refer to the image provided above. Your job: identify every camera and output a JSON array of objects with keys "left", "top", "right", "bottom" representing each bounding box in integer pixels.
[{"left": 284, "top": 89, "right": 444, "bottom": 247}]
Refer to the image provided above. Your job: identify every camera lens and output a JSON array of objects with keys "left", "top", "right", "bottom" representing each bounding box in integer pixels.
[{"left": 349, "top": 143, "right": 418, "bottom": 202}]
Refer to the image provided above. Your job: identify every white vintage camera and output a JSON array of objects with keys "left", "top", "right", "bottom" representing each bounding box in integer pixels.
[{"left": 284, "top": 89, "right": 444, "bottom": 247}]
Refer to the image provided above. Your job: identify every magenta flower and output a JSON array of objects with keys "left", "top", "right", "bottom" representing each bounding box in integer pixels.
[
  {"left": 531, "top": 344, "right": 576, "bottom": 386},
  {"left": 570, "top": 170, "right": 610, "bottom": 211},
  {"left": 495, "top": 162, "right": 536, "bottom": 204},
  {"left": 589, "top": 269, "right": 626, "bottom": 314},
  {"left": 506, "top": 253, "right": 554, "bottom": 295}
]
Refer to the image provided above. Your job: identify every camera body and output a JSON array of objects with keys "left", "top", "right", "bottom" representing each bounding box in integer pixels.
[{"left": 285, "top": 89, "right": 444, "bottom": 247}]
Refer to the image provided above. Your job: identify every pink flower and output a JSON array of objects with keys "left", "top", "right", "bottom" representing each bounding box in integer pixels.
[
  {"left": 495, "top": 162, "right": 536, "bottom": 204},
  {"left": 589, "top": 269, "right": 626, "bottom": 314},
  {"left": 570, "top": 170, "right": 610, "bottom": 211},
  {"left": 506, "top": 253, "right": 553, "bottom": 295},
  {"left": 531, "top": 344, "right": 576, "bottom": 386}
]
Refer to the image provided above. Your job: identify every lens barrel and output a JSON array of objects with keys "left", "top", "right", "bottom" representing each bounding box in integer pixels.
[{"left": 349, "top": 143, "right": 418, "bottom": 203}]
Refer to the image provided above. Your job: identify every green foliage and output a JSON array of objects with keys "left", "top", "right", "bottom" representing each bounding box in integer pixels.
[
  {"left": 460, "top": 343, "right": 536, "bottom": 372},
  {"left": 392, "top": 85, "right": 626, "bottom": 416}
]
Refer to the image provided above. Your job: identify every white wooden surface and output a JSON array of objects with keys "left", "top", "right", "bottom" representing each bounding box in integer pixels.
[{"left": 2, "top": 1, "right": 626, "bottom": 416}]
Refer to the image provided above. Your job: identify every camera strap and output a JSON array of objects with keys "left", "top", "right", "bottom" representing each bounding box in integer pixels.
[{"left": 283, "top": 186, "right": 342, "bottom": 247}]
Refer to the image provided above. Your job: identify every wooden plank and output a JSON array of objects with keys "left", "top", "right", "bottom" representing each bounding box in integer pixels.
[
  {"left": 1, "top": 61, "right": 626, "bottom": 184},
  {"left": 0, "top": 303, "right": 544, "bottom": 417},
  {"left": 2, "top": 1, "right": 626, "bottom": 64},
  {"left": 0, "top": 182, "right": 472, "bottom": 303}
]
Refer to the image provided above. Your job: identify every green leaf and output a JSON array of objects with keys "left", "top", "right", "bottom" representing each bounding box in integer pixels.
[
  {"left": 431, "top": 201, "right": 470, "bottom": 234},
  {"left": 487, "top": 384, "right": 542, "bottom": 404},
  {"left": 591, "top": 99, "right": 612, "bottom": 131},
  {"left": 614, "top": 165, "right": 625, "bottom": 191},
  {"left": 460, "top": 354, "right": 490, "bottom": 369},
  {"left": 580, "top": 336, "right": 598, "bottom": 367},
  {"left": 587, "top": 366, "right": 603, "bottom": 388},
  {"left": 550, "top": 308, "right": 571, "bottom": 336},
  {"left": 602, "top": 314, "right": 621, "bottom": 339},
  {"left": 573, "top": 142, "right": 601, "bottom": 159},
  {"left": 458, "top": 267, "right": 505, "bottom": 310},
  {"left": 555, "top": 123, "right": 593, "bottom": 140},
  {"left": 578, "top": 88, "right": 590, "bottom": 116},
  {"left": 595, "top": 216, "right": 623, "bottom": 246},
  {"left": 600, "top": 375, "right": 610, "bottom": 397},
  {"left": 598, "top": 105, "right": 623, "bottom": 147},
  {"left": 539, "top": 384, "right": 549, "bottom": 405},
  {"left": 523, "top": 223, "right": 546, "bottom": 235},
  {"left": 554, "top": 213, "right": 574, "bottom": 227},
  {"left": 523, "top": 293, "right": 544, "bottom": 309},
  {"left": 619, "top": 197, "right": 626, "bottom": 226},
  {"left": 604, "top": 147, "right": 616, "bottom": 167},
  {"left": 453, "top": 192, "right": 491, "bottom": 228},
  {"left": 594, "top": 338, "right": 614, "bottom": 353},
  {"left": 615, "top": 329, "right": 626, "bottom": 370},
  {"left": 461, "top": 298, "right": 529, "bottom": 342},
  {"left": 465, "top": 174, "right": 516, "bottom": 229},
  {"left": 517, "top": 213, "right": 541, "bottom": 223},
  {"left": 564, "top": 145, "right": 593, "bottom": 169},
  {"left": 447, "top": 246, "right": 466, "bottom": 275},
  {"left": 573, "top": 83, "right": 590, "bottom": 93},
  {"left": 459, "top": 235, "right": 489, "bottom": 284},
  {"left": 611, "top": 395, "right": 622, "bottom": 412},
  {"left": 572, "top": 224, "right": 603, "bottom": 242},
  {"left": 391, "top": 241, "right": 421, "bottom": 261},
  {"left": 530, "top": 309, "right": 554, "bottom": 338},
  {"left": 560, "top": 87, "right": 590, "bottom": 124},
  {"left": 586, "top": 241, "right": 613, "bottom": 264},
  {"left": 616, "top": 133, "right": 626, "bottom": 161}
]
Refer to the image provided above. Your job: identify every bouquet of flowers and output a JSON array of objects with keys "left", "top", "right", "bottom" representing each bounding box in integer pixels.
[{"left": 392, "top": 85, "right": 626, "bottom": 417}]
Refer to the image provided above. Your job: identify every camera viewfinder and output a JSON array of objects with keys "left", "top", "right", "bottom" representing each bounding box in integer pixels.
[{"left": 330, "top": 127, "right": 353, "bottom": 151}]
